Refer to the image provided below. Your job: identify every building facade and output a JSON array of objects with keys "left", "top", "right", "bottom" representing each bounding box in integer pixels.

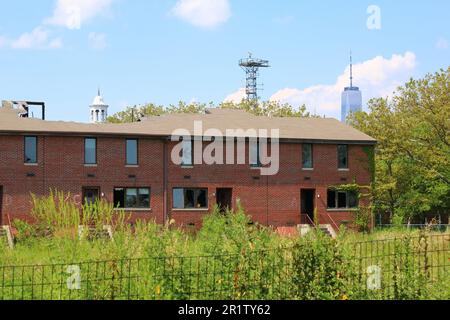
[{"left": 0, "top": 107, "right": 376, "bottom": 230}]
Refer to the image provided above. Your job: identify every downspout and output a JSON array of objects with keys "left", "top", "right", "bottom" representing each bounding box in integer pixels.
[
  {"left": 43, "top": 136, "right": 46, "bottom": 196},
  {"left": 266, "top": 175, "right": 269, "bottom": 226},
  {"left": 163, "top": 138, "right": 168, "bottom": 225}
]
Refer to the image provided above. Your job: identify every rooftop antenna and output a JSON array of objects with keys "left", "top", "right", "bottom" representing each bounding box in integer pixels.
[
  {"left": 239, "top": 52, "right": 270, "bottom": 101},
  {"left": 349, "top": 50, "right": 353, "bottom": 89}
]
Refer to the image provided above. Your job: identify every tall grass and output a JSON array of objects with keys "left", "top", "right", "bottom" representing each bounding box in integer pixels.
[
  {"left": 0, "top": 191, "right": 447, "bottom": 300},
  {"left": 29, "top": 190, "right": 129, "bottom": 238}
]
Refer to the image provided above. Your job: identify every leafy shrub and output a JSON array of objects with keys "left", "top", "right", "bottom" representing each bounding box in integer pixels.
[
  {"left": 353, "top": 207, "right": 373, "bottom": 233},
  {"left": 11, "top": 219, "right": 37, "bottom": 242},
  {"left": 390, "top": 235, "right": 428, "bottom": 299},
  {"left": 196, "top": 203, "right": 278, "bottom": 255},
  {"left": 290, "top": 230, "right": 354, "bottom": 300}
]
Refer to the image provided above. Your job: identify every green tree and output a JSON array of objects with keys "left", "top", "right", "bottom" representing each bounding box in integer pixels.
[
  {"left": 219, "top": 99, "right": 313, "bottom": 118},
  {"left": 107, "top": 100, "right": 313, "bottom": 123},
  {"left": 349, "top": 68, "right": 450, "bottom": 223},
  {"left": 107, "top": 102, "right": 211, "bottom": 123}
]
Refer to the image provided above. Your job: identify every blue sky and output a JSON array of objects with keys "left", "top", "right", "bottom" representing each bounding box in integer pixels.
[{"left": 0, "top": 0, "right": 449, "bottom": 122}]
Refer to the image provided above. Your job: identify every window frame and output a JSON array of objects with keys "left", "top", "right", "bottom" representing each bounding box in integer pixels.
[
  {"left": 302, "top": 143, "right": 313, "bottom": 169},
  {"left": 327, "top": 189, "right": 359, "bottom": 210},
  {"left": 249, "top": 139, "right": 261, "bottom": 168},
  {"left": 24, "top": 136, "right": 38, "bottom": 164},
  {"left": 82, "top": 187, "right": 100, "bottom": 205},
  {"left": 84, "top": 137, "right": 97, "bottom": 165},
  {"left": 126, "top": 138, "right": 139, "bottom": 166},
  {"left": 113, "top": 187, "right": 151, "bottom": 209},
  {"left": 181, "top": 139, "right": 194, "bottom": 167},
  {"left": 337, "top": 144, "right": 349, "bottom": 169},
  {"left": 172, "top": 187, "right": 209, "bottom": 210}
]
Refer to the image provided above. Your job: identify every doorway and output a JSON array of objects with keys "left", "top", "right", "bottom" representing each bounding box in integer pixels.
[
  {"left": 216, "top": 188, "right": 232, "bottom": 213},
  {"left": 301, "top": 189, "right": 315, "bottom": 223},
  {"left": 82, "top": 187, "right": 100, "bottom": 205}
]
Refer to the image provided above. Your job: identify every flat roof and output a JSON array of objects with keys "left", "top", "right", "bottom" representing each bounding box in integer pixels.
[{"left": 0, "top": 107, "right": 376, "bottom": 144}]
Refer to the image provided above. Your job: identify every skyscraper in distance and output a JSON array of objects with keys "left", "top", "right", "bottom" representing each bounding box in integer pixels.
[{"left": 341, "top": 53, "right": 362, "bottom": 123}]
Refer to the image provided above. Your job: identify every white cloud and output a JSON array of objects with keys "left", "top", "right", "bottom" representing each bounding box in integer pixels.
[
  {"left": 270, "top": 52, "right": 417, "bottom": 119},
  {"left": 436, "top": 37, "right": 449, "bottom": 50},
  {"left": 224, "top": 88, "right": 246, "bottom": 103},
  {"left": 88, "top": 32, "right": 107, "bottom": 50},
  {"left": 0, "top": 0, "right": 114, "bottom": 50},
  {"left": 10, "top": 27, "right": 62, "bottom": 49},
  {"left": 171, "top": 0, "right": 231, "bottom": 28},
  {"left": 45, "top": 0, "right": 113, "bottom": 30}
]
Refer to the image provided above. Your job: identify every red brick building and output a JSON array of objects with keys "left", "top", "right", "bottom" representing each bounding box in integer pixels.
[{"left": 0, "top": 106, "right": 376, "bottom": 230}]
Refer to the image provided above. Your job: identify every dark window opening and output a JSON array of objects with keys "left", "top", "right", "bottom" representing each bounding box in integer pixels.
[
  {"left": 216, "top": 188, "right": 233, "bottom": 213},
  {"left": 82, "top": 187, "right": 100, "bottom": 205},
  {"left": 327, "top": 188, "right": 358, "bottom": 209},
  {"left": 327, "top": 190, "right": 336, "bottom": 208},
  {"left": 173, "top": 188, "right": 208, "bottom": 209},
  {"left": 24, "top": 136, "right": 37, "bottom": 164},
  {"left": 113, "top": 187, "right": 150, "bottom": 209},
  {"left": 338, "top": 192, "right": 347, "bottom": 208}
]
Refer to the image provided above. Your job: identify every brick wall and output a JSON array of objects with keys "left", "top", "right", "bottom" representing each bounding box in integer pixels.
[{"left": 0, "top": 134, "right": 373, "bottom": 229}]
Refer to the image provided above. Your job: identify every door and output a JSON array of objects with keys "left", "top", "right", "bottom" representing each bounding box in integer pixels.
[
  {"left": 216, "top": 188, "right": 233, "bottom": 213},
  {"left": 301, "top": 189, "right": 315, "bottom": 224},
  {"left": 82, "top": 187, "right": 100, "bottom": 205}
]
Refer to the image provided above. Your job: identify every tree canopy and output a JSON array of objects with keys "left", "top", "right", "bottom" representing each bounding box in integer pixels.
[
  {"left": 107, "top": 100, "right": 313, "bottom": 123},
  {"left": 349, "top": 68, "right": 450, "bottom": 222}
]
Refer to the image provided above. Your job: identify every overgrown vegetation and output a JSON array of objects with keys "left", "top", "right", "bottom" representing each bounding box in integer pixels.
[{"left": 0, "top": 193, "right": 448, "bottom": 300}]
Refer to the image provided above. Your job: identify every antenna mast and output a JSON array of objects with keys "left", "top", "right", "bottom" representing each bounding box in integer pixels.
[
  {"left": 239, "top": 52, "right": 270, "bottom": 101},
  {"left": 350, "top": 51, "right": 353, "bottom": 88}
]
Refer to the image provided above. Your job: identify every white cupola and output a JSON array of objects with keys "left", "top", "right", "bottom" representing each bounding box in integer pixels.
[{"left": 89, "top": 88, "right": 109, "bottom": 123}]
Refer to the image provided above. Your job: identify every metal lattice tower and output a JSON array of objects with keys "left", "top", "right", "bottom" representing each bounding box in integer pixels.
[{"left": 239, "top": 52, "right": 270, "bottom": 101}]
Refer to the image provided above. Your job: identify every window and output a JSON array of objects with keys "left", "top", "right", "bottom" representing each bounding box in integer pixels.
[
  {"left": 114, "top": 188, "right": 150, "bottom": 209},
  {"left": 181, "top": 140, "right": 193, "bottom": 166},
  {"left": 327, "top": 189, "right": 358, "bottom": 209},
  {"left": 126, "top": 139, "right": 138, "bottom": 165},
  {"left": 250, "top": 140, "right": 261, "bottom": 167},
  {"left": 338, "top": 145, "right": 348, "bottom": 169},
  {"left": 85, "top": 138, "right": 97, "bottom": 164},
  {"left": 24, "top": 136, "right": 37, "bottom": 164},
  {"left": 82, "top": 187, "right": 100, "bottom": 205},
  {"left": 173, "top": 188, "right": 208, "bottom": 209},
  {"left": 302, "top": 144, "right": 313, "bottom": 169}
]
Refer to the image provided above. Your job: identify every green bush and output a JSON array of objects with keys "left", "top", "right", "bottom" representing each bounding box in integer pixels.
[{"left": 290, "top": 231, "right": 355, "bottom": 300}]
